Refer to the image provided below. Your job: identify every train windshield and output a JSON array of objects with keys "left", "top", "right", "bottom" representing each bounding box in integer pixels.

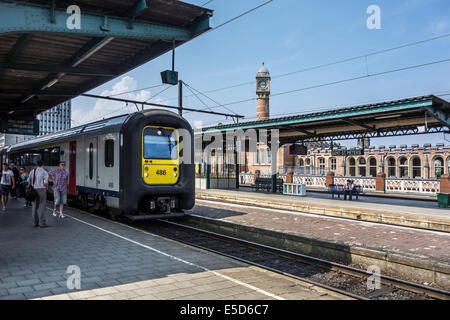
[{"left": 143, "top": 128, "right": 177, "bottom": 160}]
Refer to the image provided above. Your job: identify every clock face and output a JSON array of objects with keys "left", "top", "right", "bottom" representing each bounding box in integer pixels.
[{"left": 259, "top": 81, "right": 267, "bottom": 89}]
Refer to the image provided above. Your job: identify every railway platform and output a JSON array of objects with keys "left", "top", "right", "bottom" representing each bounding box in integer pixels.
[
  {"left": 0, "top": 198, "right": 347, "bottom": 300},
  {"left": 190, "top": 189, "right": 450, "bottom": 288},
  {"left": 196, "top": 189, "right": 450, "bottom": 232}
]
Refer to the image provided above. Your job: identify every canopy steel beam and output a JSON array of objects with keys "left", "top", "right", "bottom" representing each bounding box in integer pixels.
[
  {"left": 280, "top": 125, "right": 314, "bottom": 136},
  {"left": 16, "top": 36, "right": 114, "bottom": 105},
  {"left": 7, "top": 33, "right": 32, "bottom": 61},
  {"left": 0, "top": 89, "right": 77, "bottom": 95},
  {"left": 423, "top": 105, "right": 450, "bottom": 127},
  {"left": 0, "top": 3, "right": 202, "bottom": 40},
  {"left": 280, "top": 125, "right": 448, "bottom": 143},
  {"left": 0, "top": 33, "right": 32, "bottom": 80},
  {"left": 0, "top": 61, "right": 117, "bottom": 76},
  {"left": 340, "top": 118, "right": 376, "bottom": 131},
  {"left": 126, "top": 0, "right": 148, "bottom": 29}
]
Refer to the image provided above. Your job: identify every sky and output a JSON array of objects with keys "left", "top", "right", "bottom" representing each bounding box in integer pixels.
[{"left": 71, "top": 0, "right": 450, "bottom": 148}]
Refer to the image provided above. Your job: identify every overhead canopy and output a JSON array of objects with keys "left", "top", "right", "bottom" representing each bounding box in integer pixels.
[
  {"left": 199, "top": 95, "right": 450, "bottom": 144},
  {"left": 0, "top": 0, "right": 212, "bottom": 119}
]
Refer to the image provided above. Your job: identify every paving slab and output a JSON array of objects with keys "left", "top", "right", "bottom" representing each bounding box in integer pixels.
[
  {"left": 0, "top": 198, "right": 346, "bottom": 300},
  {"left": 196, "top": 189, "right": 450, "bottom": 232},
  {"left": 187, "top": 197, "right": 450, "bottom": 287}
]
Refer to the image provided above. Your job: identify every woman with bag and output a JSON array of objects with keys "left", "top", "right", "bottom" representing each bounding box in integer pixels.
[{"left": 19, "top": 167, "right": 32, "bottom": 207}]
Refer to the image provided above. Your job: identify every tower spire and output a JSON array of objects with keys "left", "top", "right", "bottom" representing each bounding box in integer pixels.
[{"left": 256, "top": 63, "right": 271, "bottom": 120}]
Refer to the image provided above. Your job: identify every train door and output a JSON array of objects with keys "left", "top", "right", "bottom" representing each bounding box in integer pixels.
[
  {"left": 85, "top": 137, "right": 98, "bottom": 190},
  {"left": 69, "top": 141, "right": 76, "bottom": 195}
]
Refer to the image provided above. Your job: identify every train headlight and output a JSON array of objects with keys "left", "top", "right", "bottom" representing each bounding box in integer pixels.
[
  {"left": 144, "top": 173, "right": 149, "bottom": 177},
  {"left": 173, "top": 173, "right": 177, "bottom": 177}
]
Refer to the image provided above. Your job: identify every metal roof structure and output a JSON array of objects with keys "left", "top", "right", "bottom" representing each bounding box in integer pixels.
[
  {"left": 199, "top": 95, "right": 450, "bottom": 144},
  {"left": 0, "top": 0, "right": 212, "bottom": 120}
]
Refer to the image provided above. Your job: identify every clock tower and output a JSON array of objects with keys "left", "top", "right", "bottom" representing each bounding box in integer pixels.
[{"left": 256, "top": 63, "right": 271, "bottom": 121}]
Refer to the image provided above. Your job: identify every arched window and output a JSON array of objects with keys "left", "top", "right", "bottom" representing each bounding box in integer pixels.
[
  {"left": 329, "top": 158, "right": 337, "bottom": 171},
  {"left": 434, "top": 157, "right": 444, "bottom": 178},
  {"left": 412, "top": 157, "right": 421, "bottom": 178},
  {"left": 318, "top": 157, "right": 325, "bottom": 175},
  {"left": 369, "top": 158, "right": 377, "bottom": 177},
  {"left": 305, "top": 158, "right": 311, "bottom": 175},
  {"left": 358, "top": 157, "right": 366, "bottom": 176},
  {"left": 297, "top": 158, "right": 304, "bottom": 174},
  {"left": 349, "top": 158, "right": 356, "bottom": 177},
  {"left": 387, "top": 157, "right": 396, "bottom": 177},
  {"left": 399, "top": 157, "right": 408, "bottom": 178}
]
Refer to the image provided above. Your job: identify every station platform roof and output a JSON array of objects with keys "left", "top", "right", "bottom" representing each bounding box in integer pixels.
[
  {"left": 0, "top": 0, "right": 212, "bottom": 120},
  {"left": 199, "top": 95, "right": 450, "bottom": 144}
]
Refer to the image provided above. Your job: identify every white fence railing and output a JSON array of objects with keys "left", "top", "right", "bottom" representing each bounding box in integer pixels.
[
  {"left": 385, "top": 178, "right": 440, "bottom": 195},
  {"left": 239, "top": 173, "right": 440, "bottom": 196}
]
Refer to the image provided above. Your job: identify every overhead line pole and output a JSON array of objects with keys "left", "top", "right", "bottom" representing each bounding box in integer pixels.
[{"left": 178, "top": 80, "right": 183, "bottom": 116}]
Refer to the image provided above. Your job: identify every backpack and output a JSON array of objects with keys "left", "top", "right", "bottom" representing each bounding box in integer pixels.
[{"left": 25, "top": 169, "right": 38, "bottom": 202}]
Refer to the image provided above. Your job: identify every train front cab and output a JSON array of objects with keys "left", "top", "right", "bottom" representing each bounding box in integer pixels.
[{"left": 119, "top": 110, "right": 195, "bottom": 220}]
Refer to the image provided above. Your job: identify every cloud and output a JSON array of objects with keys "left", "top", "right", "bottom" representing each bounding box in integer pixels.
[
  {"left": 429, "top": 19, "right": 449, "bottom": 35},
  {"left": 72, "top": 76, "right": 165, "bottom": 125}
]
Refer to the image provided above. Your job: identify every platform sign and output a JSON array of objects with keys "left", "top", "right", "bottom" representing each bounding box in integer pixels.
[
  {"left": 289, "top": 144, "right": 307, "bottom": 155},
  {"left": 331, "top": 149, "right": 364, "bottom": 156},
  {"left": 0, "top": 119, "right": 39, "bottom": 135}
]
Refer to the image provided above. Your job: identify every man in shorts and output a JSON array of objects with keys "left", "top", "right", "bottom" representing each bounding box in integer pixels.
[
  {"left": 1, "top": 163, "right": 16, "bottom": 211},
  {"left": 49, "top": 161, "right": 69, "bottom": 218}
]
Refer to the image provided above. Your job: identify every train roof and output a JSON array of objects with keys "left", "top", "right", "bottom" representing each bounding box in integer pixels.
[
  {"left": 7, "top": 113, "right": 130, "bottom": 152},
  {"left": 4, "top": 108, "right": 188, "bottom": 153}
]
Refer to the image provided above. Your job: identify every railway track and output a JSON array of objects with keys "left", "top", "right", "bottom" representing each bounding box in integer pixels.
[{"left": 133, "top": 217, "right": 450, "bottom": 301}]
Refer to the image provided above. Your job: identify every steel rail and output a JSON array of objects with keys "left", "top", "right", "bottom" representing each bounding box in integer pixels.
[
  {"left": 150, "top": 219, "right": 365, "bottom": 300},
  {"left": 156, "top": 218, "right": 450, "bottom": 300}
]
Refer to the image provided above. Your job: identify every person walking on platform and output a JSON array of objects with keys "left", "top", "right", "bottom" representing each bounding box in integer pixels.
[
  {"left": 49, "top": 161, "right": 69, "bottom": 219},
  {"left": 1, "top": 163, "right": 16, "bottom": 211},
  {"left": 19, "top": 167, "right": 31, "bottom": 207},
  {"left": 9, "top": 163, "right": 20, "bottom": 200},
  {"left": 28, "top": 160, "right": 49, "bottom": 227}
]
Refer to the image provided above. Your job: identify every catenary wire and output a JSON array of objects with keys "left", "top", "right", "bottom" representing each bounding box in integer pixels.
[
  {"left": 188, "top": 57, "right": 450, "bottom": 114},
  {"left": 165, "top": 32, "right": 450, "bottom": 102}
]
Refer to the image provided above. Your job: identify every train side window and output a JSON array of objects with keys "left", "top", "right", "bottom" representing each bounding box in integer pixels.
[
  {"left": 71, "top": 145, "right": 76, "bottom": 178},
  {"left": 89, "top": 143, "right": 94, "bottom": 180},
  {"left": 50, "top": 147, "right": 60, "bottom": 166},
  {"left": 104, "top": 140, "right": 114, "bottom": 167},
  {"left": 104, "top": 139, "right": 114, "bottom": 167}
]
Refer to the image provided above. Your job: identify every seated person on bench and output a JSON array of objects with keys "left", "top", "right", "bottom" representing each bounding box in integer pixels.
[{"left": 344, "top": 179, "right": 355, "bottom": 201}]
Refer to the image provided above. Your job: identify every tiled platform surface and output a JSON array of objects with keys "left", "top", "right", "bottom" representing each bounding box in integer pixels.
[
  {"left": 190, "top": 200, "right": 450, "bottom": 264},
  {"left": 196, "top": 189, "right": 450, "bottom": 232},
  {"left": 0, "top": 198, "right": 345, "bottom": 300}
]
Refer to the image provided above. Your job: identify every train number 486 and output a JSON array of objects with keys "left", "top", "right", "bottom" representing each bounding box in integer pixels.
[{"left": 156, "top": 170, "right": 167, "bottom": 175}]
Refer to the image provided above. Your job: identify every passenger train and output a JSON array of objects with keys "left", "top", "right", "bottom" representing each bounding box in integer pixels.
[{"left": 0, "top": 109, "right": 195, "bottom": 220}]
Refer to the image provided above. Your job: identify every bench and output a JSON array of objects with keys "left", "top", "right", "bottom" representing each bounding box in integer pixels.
[
  {"left": 328, "top": 184, "right": 364, "bottom": 200},
  {"left": 251, "top": 178, "right": 284, "bottom": 193}
]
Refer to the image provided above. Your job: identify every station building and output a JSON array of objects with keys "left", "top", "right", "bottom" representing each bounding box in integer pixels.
[
  {"left": 37, "top": 100, "right": 71, "bottom": 136},
  {"left": 238, "top": 64, "right": 450, "bottom": 181}
]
